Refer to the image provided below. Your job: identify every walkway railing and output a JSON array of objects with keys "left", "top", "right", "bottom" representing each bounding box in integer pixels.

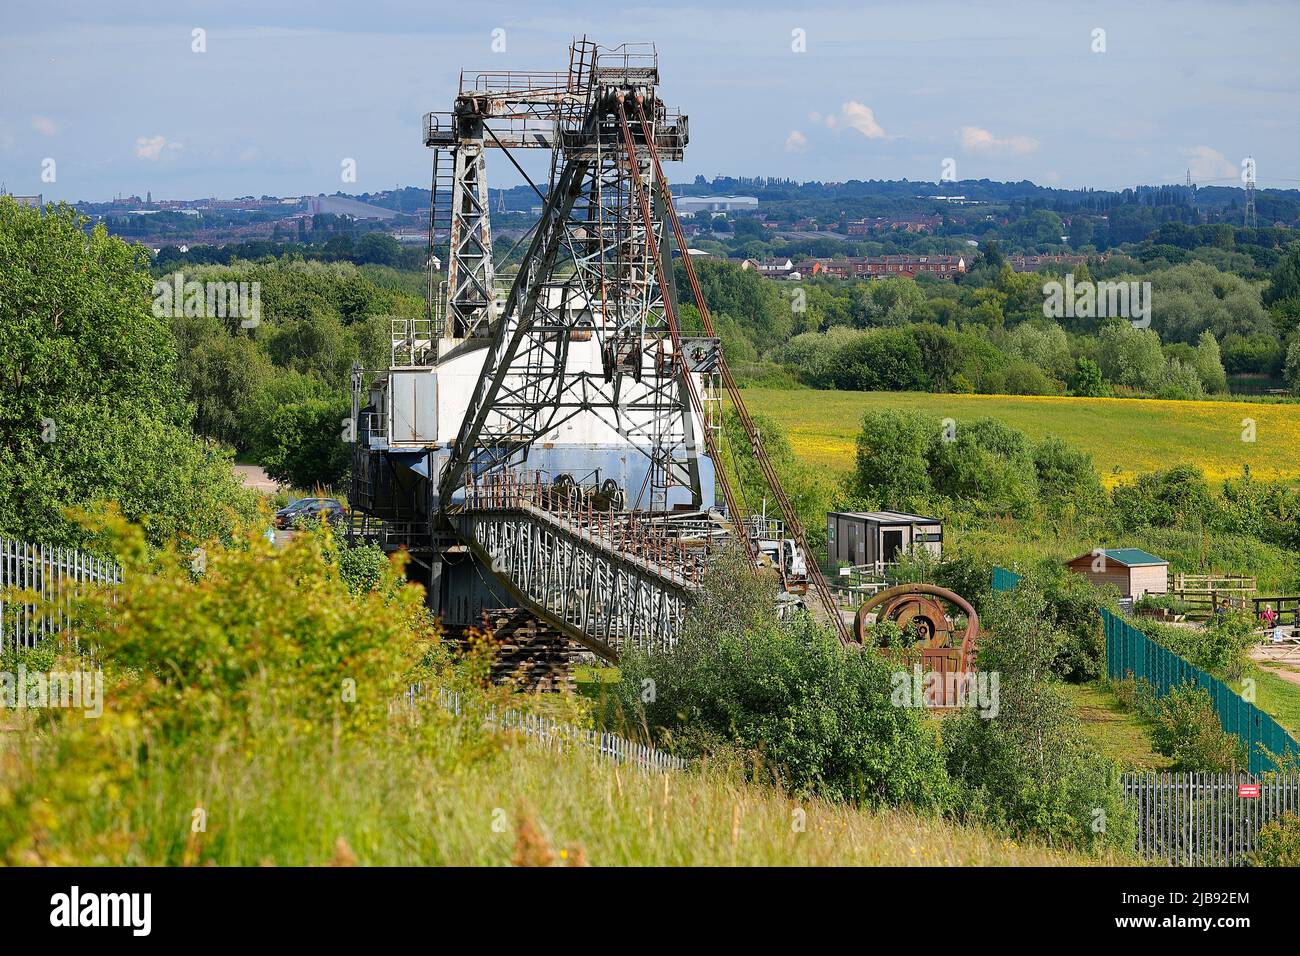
[{"left": 462, "top": 471, "right": 713, "bottom": 585}]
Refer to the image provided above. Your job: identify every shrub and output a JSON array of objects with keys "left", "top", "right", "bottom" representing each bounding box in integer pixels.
[
  {"left": 336, "top": 542, "right": 392, "bottom": 596},
  {"left": 943, "top": 584, "right": 1134, "bottom": 853},
  {"left": 1032, "top": 436, "right": 1105, "bottom": 515},
  {"left": 1149, "top": 685, "right": 1248, "bottom": 772},
  {"left": 1023, "top": 565, "right": 1113, "bottom": 682},
  {"left": 1110, "top": 676, "right": 1157, "bottom": 715},
  {"left": 890, "top": 551, "right": 993, "bottom": 616},
  {"left": 0, "top": 509, "right": 447, "bottom": 865},
  {"left": 1112, "top": 464, "right": 1215, "bottom": 530},
  {"left": 1252, "top": 813, "right": 1300, "bottom": 867},
  {"left": 612, "top": 552, "right": 951, "bottom": 810},
  {"left": 1134, "top": 592, "right": 1192, "bottom": 616},
  {"left": 76, "top": 509, "right": 440, "bottom": 740},
  {"left": 1139, "top": 612, "right": 1254, "bottom": 680}
]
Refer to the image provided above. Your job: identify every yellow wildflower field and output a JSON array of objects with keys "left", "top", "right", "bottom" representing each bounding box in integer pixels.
[{"left": 742, "top": 388, "right": 1300, "bottom": 488}]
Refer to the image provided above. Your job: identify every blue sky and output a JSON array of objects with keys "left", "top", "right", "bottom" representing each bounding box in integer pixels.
[{"left": 2, "top": 0, "right": 1297, "bottom": 201}]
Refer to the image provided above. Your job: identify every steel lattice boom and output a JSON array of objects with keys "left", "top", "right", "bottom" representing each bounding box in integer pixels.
[{"left": 350, "top": 38, "right": 845, "bottom": 664}]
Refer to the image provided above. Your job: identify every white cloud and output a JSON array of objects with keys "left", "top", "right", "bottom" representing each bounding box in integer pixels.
[
  {"left": 840, "top": 101, "right": 887, "bottom": 140},
  {"left": 958, "top": 125, "right": 1039, "bottom": 155},
  {"left": 31, "top": 115, "right": 58, "bottom": 136},
  {"left": 135, "top": 135, "right": 182, "bottom": 161},
  {"left": 813, "top": 102, "right": 891, "bottom": 140},
  {"left": 1183, "top": 145, "right": 1237, "bottom": 182},
  {"left": 784, "top": 130, "right": 808, "bottom": 153}
]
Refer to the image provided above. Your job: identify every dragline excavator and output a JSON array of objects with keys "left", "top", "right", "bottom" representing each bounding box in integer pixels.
[{"left": 348, "top": 39, "right": 850, "bottom": 673}]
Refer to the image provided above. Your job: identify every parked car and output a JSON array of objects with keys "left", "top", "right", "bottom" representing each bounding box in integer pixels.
[{"left": 274, "top": 497, "right": 348, "bottom": 530}]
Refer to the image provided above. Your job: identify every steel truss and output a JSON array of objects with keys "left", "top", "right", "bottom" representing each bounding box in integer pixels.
[
  {"left": 455, "top": 502, "right": 693, "bottom": 659},
  {"left": 436, "top": 41, "right": 698, "bottom": 513}
]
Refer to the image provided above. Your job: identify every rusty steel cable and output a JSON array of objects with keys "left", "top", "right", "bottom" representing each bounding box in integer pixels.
[
  {"left": 613, "top": 97, "right": 757, "bottom": 567},
  {"left": 632, "top": 98, "right": 850, "bottom": 643}
]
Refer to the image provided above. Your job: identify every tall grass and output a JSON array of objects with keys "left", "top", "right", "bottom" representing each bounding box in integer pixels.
[{"left": 0, "top": 703, "right": 1106, "bottom": 866}]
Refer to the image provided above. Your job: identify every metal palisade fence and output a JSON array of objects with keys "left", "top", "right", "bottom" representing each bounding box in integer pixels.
[
  {"left": 0, "top": 537, "right": 121, "bottom": 653},
  {"left": 1124, "top": 772, "right": 1300, "bottom": 866},
  {"left": 405, "top": 684, "right": 689, "bottom": 774},
  {"left": 991, "top": 567, "right": 1298, "bottom": 774}
]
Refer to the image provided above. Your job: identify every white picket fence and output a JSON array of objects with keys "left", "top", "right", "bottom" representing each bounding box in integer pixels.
[
  {"left": 405, "top": 683, "right": 689, "bottom": 774},
  {"left": 0, "top": 537, "right": 121, "bottom": 652}
]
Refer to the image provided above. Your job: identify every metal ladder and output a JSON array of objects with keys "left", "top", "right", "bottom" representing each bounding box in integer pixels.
[{"left": 426, "top": 146, "right": 455, "bottom": 331}]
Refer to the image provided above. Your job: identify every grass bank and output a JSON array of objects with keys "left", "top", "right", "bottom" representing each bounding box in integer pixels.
[{"left": 0, "top": 706, "right": 1111, "bottom": 866}]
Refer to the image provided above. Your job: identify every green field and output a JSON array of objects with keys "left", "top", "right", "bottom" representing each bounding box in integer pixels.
[{"left": 743, "top": 388, "right": 1300, "bottom": 488}]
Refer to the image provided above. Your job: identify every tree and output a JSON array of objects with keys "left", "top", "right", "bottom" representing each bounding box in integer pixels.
[
  {"left": 850, "top": 410, "right": 935, "bottom": 507},
  {"left": 1191, "top": 331, "right": 1228, "bottom": 394},
  {"left": 0, "top": 199, "right": 253, "bottom": 547},
  {"left": 1285, "top": 339, "right": 1300, "bottom": 396},
  {"left": 1069, "top": 356, "right": 1107, "bottom": 396},
  {"left": 352, "top": 232, "right": 401, "bottom": 267},
  {"left": 977, "top": 239, "right": 1005, "bottom": 273},
  {"left": 1067, "top": 216, "right": 1094, "bottom": 248},
  {"left": 1151, "top": 261, "right": 1270, "bottom": 344},
  {"left": 1096, "top": 320, "right": 1165, "bottom": 391},
  {"left": 182, "top": 333, "right": 274, "bottom": 446},
  {"left": 1032, "top": 436, "right": 1104, "bottom": 514},
  {"left": 258, "top": 397, "right": 352, "bottom": 489},
  {"left": 1263, "top": 246, "right": 1300, "bottom": 307},
  {"left": 927, "top": 417, "right": 1039, "bottom": 517}
]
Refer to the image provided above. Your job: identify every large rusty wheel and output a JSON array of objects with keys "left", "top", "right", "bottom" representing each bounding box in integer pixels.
[{"left": 854, "top": 584, "right": 979, "bottom": 653}]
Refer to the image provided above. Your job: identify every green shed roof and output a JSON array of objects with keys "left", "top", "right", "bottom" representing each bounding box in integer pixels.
[{"left": 1075, "top": 548, "right": 1167, "bottom": 567}]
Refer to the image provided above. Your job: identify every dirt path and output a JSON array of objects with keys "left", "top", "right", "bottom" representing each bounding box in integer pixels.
[
  {"left": 234, "top": 464, "right": 281, "bottom": 494},
  {"left": 1251, "top": 641, "right": 1300, "bottom": 687}
]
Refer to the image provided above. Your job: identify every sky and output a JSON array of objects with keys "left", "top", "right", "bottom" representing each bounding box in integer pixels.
[{"left": 2, "top": 0, "right": 1297, "bottom": 202}]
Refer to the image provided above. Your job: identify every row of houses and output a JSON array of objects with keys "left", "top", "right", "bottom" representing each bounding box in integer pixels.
[
  {"left": 738, "top": 251, "right": 1101, "bottom": 282},
  {"left": 1007, "top": 253, "right": 1095, "bottom": 272},
  {"left": 740, "top": 254, "right": 969, "bottom": 280},
  {"left": 844, "top": 214, "right": 944, "bottom": 235}
]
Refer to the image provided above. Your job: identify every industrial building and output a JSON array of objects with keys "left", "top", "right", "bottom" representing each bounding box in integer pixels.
[
  {"left": 826, "top": 511, "right": 943, "bottom": 570},
  {"left": 673, "top": 195, "right": 759, "bottom": 214}
]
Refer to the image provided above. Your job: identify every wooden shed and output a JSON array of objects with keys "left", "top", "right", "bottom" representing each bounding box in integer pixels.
[
  {"left": 1065, "top": 548, "right": 1169, "bottom": 598},
  {"left": 826, "top": 511, "right": 943, "bottom": 570}
]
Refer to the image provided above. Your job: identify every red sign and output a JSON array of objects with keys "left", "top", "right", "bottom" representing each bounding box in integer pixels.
[{"left": 1239, "top": 784, "right": 1260, "bottom": 799}]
